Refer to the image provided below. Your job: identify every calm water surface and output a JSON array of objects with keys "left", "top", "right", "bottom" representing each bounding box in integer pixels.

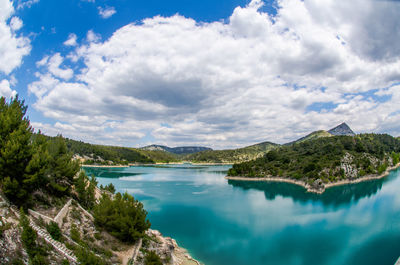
[{"left": 84, "top": 164, "right": 400, "bottom": 265}]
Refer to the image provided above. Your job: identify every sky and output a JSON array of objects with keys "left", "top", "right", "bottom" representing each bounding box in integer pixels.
[{"left": 1, "top": 0, "right": 400, "bottom": 149}]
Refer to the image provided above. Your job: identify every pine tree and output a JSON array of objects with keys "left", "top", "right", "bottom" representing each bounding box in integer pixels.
[
  {"left": 47, "top": 135, "right": 79, "bottom": 195},
  {"left": 0, "top": 96, "right": 39, "bottom": 204}
]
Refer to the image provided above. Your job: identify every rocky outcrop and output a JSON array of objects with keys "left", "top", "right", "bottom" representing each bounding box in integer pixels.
[
  {"left": 328, "top": 122, "right": 355, "bottom": 136},
  {"left": 135, "top": 229, "right": 201, "bottom": 265}
]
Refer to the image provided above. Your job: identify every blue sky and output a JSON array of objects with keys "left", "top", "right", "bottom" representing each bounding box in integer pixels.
[{"left": 1, "top": 0, "right": 400, "bottom": 148}]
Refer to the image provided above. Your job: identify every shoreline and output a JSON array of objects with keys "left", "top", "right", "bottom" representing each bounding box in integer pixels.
[
  {"left": 225, "top": 163, "right": 400, "bottom": 194},
  {"left": 81, "top": 164, "right": 130, "bottom": 168}
]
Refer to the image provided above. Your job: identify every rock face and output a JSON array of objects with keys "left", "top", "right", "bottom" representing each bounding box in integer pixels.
[
  {"left": 328, "top": 123, "right": 355, "bottom": 136},
  {"left": 135, "top": 229, "right": 201, "bottom": 265},
  {"left": 142, "top": 145, "right": 212, "bottom": 155}
]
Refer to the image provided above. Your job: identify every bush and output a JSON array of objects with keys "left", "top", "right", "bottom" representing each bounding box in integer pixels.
[
  {"left": 46, "top": 221, "right": 62, "bottom": 241},
  {"left": 93, "top": 192, "right": 151, "bottom": 243},
  {"left": 74, "top": 246, "right": 106, "bottom": 265},
  {"left": 70, "top": 224, "right": 81, "bottom": 243},
  {"left": 144, "top": 251, "right": 162, "bottom": 265}
]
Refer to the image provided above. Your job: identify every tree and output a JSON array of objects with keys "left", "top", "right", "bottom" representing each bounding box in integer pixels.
[
  {"left": 0, "top": 96, "right": 45, "bottom": 205},
  {"left": 93, "top": 192, "right": 151, "bottom": 243},
  {"left": 74, "top": 171, "right": 96, "bottom": 210},
  {"left": 46, "top": 221, "right": 62, "bottom": 241},
  {"left": 20, "top": 208, "right": 38, "bottom": 258},
  {"left": 47, "top": 135, "right": 79, "bottom": 195},
  {"left": 103, "top": 183, "right": 115, "bottom": 194}
]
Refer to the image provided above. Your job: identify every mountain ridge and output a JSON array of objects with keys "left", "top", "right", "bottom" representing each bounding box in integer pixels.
[{"left": 141, "top": 144, "right": 212, "bottom": 155}]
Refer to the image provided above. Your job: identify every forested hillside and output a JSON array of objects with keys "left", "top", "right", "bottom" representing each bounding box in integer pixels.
[
  {"left": 185, "top": 141, "right": 278, "bottom": 163},
  {"left": 229, "top": 134, "right": 400, "bottom": 185}
]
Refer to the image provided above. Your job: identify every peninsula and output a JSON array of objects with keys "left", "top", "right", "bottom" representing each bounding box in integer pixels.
[{"left": 227, "top": 131, "right": 400, "bottom": 194}]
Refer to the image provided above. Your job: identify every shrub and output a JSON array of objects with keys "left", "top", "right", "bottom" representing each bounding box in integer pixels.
[
  {"left": 46, "top": 221, "right": 62, "bottom": 241},
  {"left": 144, "top": 251, "right": 162, "bottom": 265},
  {"left": 93, "top": 192, "right": 151, "bottom": 243}
]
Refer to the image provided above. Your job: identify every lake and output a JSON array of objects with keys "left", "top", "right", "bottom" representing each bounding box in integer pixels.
[{"left": 83, "top": 164, "right": 400, "bottom": 265}]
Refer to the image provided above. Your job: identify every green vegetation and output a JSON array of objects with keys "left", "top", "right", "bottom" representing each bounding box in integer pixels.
[
  {"left": 93, "top": 192, "right": 151, "bottom": 243},
  {"left": 144, "top": 251, "right": 163, "bottom": 265},
  {"left": 74, "top": 246, "right": 107, "bottom": 265},
  {"left": 20, "top": 209, "right": 48, "bottom": 264},
  {"left": 0, "top": 97, "right": 80, "bottom": 206},
  {"left": 138, "top": 149, "right": 180, "bottom": 163},
  {"left": 100, "top": 183, "right": 116, "bottom": 194},
  {"left": 46, "top": 221, "right": 62, "bottom": 241},
  {"left": 74, "top": 171, "right": 96, "bottom": 210},
  {"left": 63, "top": 137, "right": 153, "bottom": 164},
  {"left": 0, "top": 96, "right": 156, "bottom": 264},
  {"left": 285, "top": 130, "right": 332, "bottom": 145},
  {"left": 186, "top": 141, "right": 278, "bottom": 163},
  {"left": 229, "top": 134, "right": 400, "bottom": 184}
]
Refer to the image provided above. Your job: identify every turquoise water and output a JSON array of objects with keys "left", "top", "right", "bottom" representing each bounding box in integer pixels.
[{"left": 84, "top": 165, "right": 400, "bottom": 265}]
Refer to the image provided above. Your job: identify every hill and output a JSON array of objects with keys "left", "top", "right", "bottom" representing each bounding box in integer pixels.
[
  {"left": 228, "top": 134, "right": 400, "bottom": 193},
  {"left": 141, "top": 144, "right": 212, "bottom": 155},
  {"left": 285, "top": 130, "right": 333, "bottom": 145},
  {"left": 185, "top": 141, "right": 279, "bottom": 163}
]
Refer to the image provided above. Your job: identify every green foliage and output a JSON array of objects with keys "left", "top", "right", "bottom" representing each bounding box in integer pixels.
[
  {"left": 46, "top": 221, "right": 62, "bottom": 241},
  {"left": 0, "top": 217, "right": 11, "bottom": 237},
  {"left": 61, "top": 259, "right": 70, "bottom": 265},
  {"left": 74, "top": 171, "right": 96, "bottom": 210},
  {"left": 31, "top": 254, "right": 48, "bottom": 265},
  {"left": 20, "top": 208, "right": 47, "bottom": 263},
  {"left": 74, "top": 246, "right": 106, "bottom": 265},
  {"left": 46, "top": 135, "right": 79, "bottom": 195},
  {"left": 10, "top": 258, "right": 25, "bottom": 265},
  {"left": 229, "top": 134, "right": 400, "bottom": 182},
  {"left": 0, "top": 96, "right": 45, "bottom": 205},
  {"left": 70, "top": 224, "right": 81, "bottom": 243},
  {"left": 61, "top": 137, "right": 153, "bottom": 164},
  {"left": 392, "top": 152, "right": 400, "bottom": 165},
  {"left": 20, "top": 208, "right": 38, "bottom": 258},
  {"left": 93, "top": 192, "right": 151, "bottom": 243},
  {"left": 144, "top": 251, "right": 163, "bottom": 265},
  {"left": 102, "top": 183, "right": 116, "bottom": 194},
  {"left": 185, "top": 141, "right": 278, "bottom": 163}
]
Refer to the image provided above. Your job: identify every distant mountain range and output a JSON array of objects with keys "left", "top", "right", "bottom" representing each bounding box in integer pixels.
[
  {"left": 141, "top": 145, "right": 212, "bottom": 155},
  {"left": 61, "top": 122, "right": 359, "bottom": 165}
]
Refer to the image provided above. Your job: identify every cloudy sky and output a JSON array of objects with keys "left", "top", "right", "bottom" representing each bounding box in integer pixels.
[{"left": 1, "top": 0, "right": 400, "bottom": 149}]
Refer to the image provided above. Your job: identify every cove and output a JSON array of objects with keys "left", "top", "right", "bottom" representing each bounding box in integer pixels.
[{"left": 83, "top": 164, "right": 400, "bottom": 265}]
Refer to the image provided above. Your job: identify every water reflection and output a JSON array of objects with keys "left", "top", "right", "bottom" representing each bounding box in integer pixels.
[{"left": 228, "top": 178, "right": 386, "bottom": 207}]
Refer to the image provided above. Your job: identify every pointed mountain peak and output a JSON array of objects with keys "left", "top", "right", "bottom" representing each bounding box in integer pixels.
[{"left": 328, "top": 122, "right": 355, "bottom": 136}]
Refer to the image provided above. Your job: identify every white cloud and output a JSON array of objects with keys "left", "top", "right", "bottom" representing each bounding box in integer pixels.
[
  {"left": 63, "top": 33, "right": 77, "bottom": 46},
  {"left": 29, "top": 0, "right": 400, "bottom": 148},
  {"left": 17, "top": 0, "right": 39, "bottom": 10},
  {"left": 0, "top": 79, "right": 17, "bottom": 99},
  {"left": 98, "top": 6, "right": 116, "bottom": 19},
  {"left": 0, "top": 0, "right": 31, "bottom": 75},
  {"left": 10, "top": 16, "right": 23, "bottom": 31},
  {"left": 35, "top": 53, "right": 74, "bottom": 80},
  {"left": 86, "top": 29, "right": 101, "bottom": 43}
]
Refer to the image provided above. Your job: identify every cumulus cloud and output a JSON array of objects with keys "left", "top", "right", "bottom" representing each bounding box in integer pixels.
[
  {"left": 63, "top": 33, "right": 77, "bottom": 46},
  {"left": 0, "top": 0, "right": 31, "bottom": 75},
  {"left": 35, "top": 53, "right": 74, "bottom": 80},
  {"left": 10, "top": 17, "right": 23, "bottom": 31},
  {"left": 98, "top": 6, "right": 116, "bottom": 19},
  {"left": 0, "top": 79, "right": 17, "bottom": 99},
  {"left": 28, "top": 0, "right": 400, "bottom": 148}
]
